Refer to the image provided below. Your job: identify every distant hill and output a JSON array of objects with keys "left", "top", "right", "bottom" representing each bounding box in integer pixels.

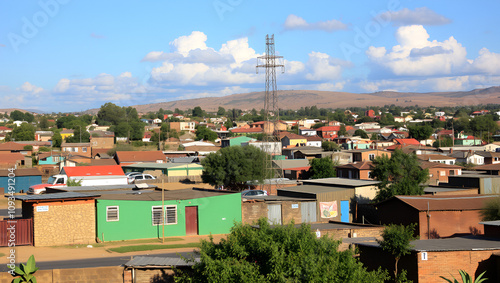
[
  {"left": 0, "top": 108, "right": 44, "bottom": 115},
  {"left": 85, "top": 86, "right": 500, "bottom": 114}
]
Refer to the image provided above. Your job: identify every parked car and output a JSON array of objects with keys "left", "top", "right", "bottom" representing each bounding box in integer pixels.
[
  {"left": 128, "top": 174, "right": 156, "bottom": 184},
  {"left": 241, "top": 189, "right": 268, "bottom": 197},
  {"left": 125, "top": 172, "right": 141, "bottom": 177}
]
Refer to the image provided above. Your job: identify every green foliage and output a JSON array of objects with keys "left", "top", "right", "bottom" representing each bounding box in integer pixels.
[
  {"left": 11, "top": 255, "right": 39, "bottom": 283},
  {"left": 440, "top": 270, "right": 487, "bottom": 283},
  {"left": 311, "top": 122, "right": 325, "bottom": 129},
  {"left": 217, "top": 106, "right": 226, "bottom": 116},
  {"left": 322, "top": 141, "right": 340, "bottom": 151},
  {"left": 370, "top": 133, "right": 379, "bottom": 140},
  {"left": 378, "top": 224, "right": 417, "bottom": 282},
  {"left": 201, "top": 146, "right": 266, "bottom": 190},
  {"left": 65, "top": 122, "right": 90, "bottom": 143},
  {"left": 196, "top": 126, "right": 217, "bottom": 141},
  {"left": 480, "top": 196, "right": 500, "bottom": 221},
  {"left": 354, "top": 129, "right": 368, "bottom": 138},
  {"left": 97, "top": 103, "right": 144, "bottom": 140},
  {"left": 38, "top": 146, "right": 50, "bottom": 152},
  {"left": 408, "top": 124, "right": 434, "bottom": 141},
  {"left": 67, "top": 179, "right": 83, "bottom": 186},
  {"left": 372, "top": 150, "right": 429, "bottom": 202},
  {"left": 38, "top": 116, "right": 49, "bottom": 130},
  {"left": 309, "top": 157, "right": 337, "bottom": 179},
  {"left": 433, "top": 136, "right": 454, "bottom": 148},
  {"left": 132, "top": 140, "right": 145, "bottom": 147},
  {"left": 10, "top": 110, "right": 25, "bottom": 121},
  {"left": 51, "top": 131, "right": 62, "bottom": 148},
  {"left": 192, "top": 106, "right": 204, "bottom": 117},
  {"left": 338, "top": 124, "right": 347, "bottom": 136},
  {"left": 23, "top": 145, "right": 33, "bottom": 151},
  {"left": 175, "top": 219, "right": 388, "bottom": 283},
  {"left": 12, "top": 123, "right": 35, "bottom": 141}
]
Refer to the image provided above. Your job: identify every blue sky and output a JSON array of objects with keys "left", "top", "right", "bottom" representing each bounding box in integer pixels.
[{"left": 1, "top": 0, "right": 500, "bottom": 112}]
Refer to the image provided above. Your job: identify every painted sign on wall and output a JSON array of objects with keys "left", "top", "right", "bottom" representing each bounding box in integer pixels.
[{"left": 319, "top": 201, "right": 337, "bottom": 218}]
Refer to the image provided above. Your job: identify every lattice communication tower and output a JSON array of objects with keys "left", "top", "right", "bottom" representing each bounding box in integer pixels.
[{"left": 256, "top": 34, "right": 285, "bottom": 191}]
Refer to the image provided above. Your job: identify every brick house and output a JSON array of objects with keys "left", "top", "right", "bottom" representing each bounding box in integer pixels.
[
  {"left": 349, "top": 149, "right": 391, "bottom": 162},
  {"left": 89, "top": 130, "right": 115, "bottom": 150},
  {"left": 61, "top": 142, "right": 92, "bottom": 158},
  {"left": 114, "top": 151, "right": 166, "bottom": 165},
  {"left": 169, "top": 121, "right": 196, "bottom": 132},
  {"left": 376, "top": 195, "right": 497, "bottom": 239},
  {"left": 419, "top": 161, "right": 462, "bottom": 185},
  {"left": 336, "top": 161, "right": 374, "bottom": 180}
]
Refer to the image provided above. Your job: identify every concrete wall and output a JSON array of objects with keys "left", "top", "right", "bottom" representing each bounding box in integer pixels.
[
  {"left": 241, "top": 200, "right": 304, "bottom": 225},
  {"left": 33, "top": 200, "right": 96, "bottom": 246},
  {"left": 0, "top": 266, "right": 123, "bottom": 283}
]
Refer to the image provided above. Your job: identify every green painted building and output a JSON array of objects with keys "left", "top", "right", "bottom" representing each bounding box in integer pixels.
[
  {"left": 221, "top": 136, "right": 256, "bottom": 148},
  {"left": 96, "top": 188, "right": 241, "bottom": 241}
]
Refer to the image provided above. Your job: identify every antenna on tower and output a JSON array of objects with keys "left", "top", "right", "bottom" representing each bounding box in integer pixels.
[{"left": 256, "top": 34, "right": 285, "bottom": 193}]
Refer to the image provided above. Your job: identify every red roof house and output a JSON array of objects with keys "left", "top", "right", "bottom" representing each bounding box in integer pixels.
[{"left": 61, "top": 165, "right": 125, "bottom": 177}]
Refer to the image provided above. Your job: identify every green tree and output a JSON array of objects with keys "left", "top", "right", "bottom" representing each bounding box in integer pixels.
[
  {"left": 338, "top": 124, "right": 347, "bottom": 136},
  {"left": 480, "top": 196, "right": 500, "bottom": 221},
  {"left": 12, "top": 123, "right": 35, "bottom": 141},
  {"left": 372, "top": 150, "right": 429, "bottom": 202},
  {"left": 175, "top": 219, "right": 388, "bottom": 282},
  {"left": 196, "top": 126, "right": 217, "bottom": 141},
  {"left": 10, "top": 110, "right": 25, "bottom": 121},
  {"left": 377, "top": 224, "right": 416, "bottom": 282},
  {"left": 201, "top": 146, "right": 266, "bottom": 190},
  {"left": 370, "top": 133, "right": 379, "bottom": 140},
  {"left": 408, "top": 124, "right": 434, "bottom": 141},
  {"left": 66, "top": 123, "right": 90, "bottom": 143},
  {"left": 354, "top": 129, "right": 369, "bottom": 138},
  {"left": 217, "top": 106, "right": 225, "bottom": 116},
  {"left": 39, "top": 116, "right": 49, "bottom": 130},
  {"left": 309, "top": 157, "right": 337, "bottom": 179},
  {"left": 23, "top": 112, "right": 35, "bottom": 123},
  {"left": 322, "top": 141, "right": 340, "bottom": 151},
  {"left": 51, "top": 131, "right": 62, "bottom": 147},
  {"left": 192, "top": 106, "right": 204, "bottom": 117},
  {"left": 10, "top": 255, "right": 39, "bottom": 283}
]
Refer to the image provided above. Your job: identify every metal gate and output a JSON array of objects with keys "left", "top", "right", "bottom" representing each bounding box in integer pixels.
[
  {"left": 267, "top": 204, "right": 282, "bottom": 225},
  {"left": 301, "top": 202, "right": 317, "bottom": 223},
  {"left": 0, "top": 218, "right": 33, "bottom": 246}
]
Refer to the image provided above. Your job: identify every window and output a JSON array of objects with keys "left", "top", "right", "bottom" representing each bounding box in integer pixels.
[
  {"left": 82, "top": 147, "right": 87, "bottom": 152},
  {"left": 165, "top": 205, "right": 177, "bottom": 225},
  {"left": 368, "top": 154, "right": 375, "bottom": 161},
  {"left": 152, "top": 206, "right": 163, "bottom": 225},
  {"left": 440, "top": 171, "right": 445, "bottom": 176},
  {"left": 106, "top": 206, "right": 119, "bottom": 221},
  {"left": 73, "top": 147, "right": 79, "bottom": 152}
]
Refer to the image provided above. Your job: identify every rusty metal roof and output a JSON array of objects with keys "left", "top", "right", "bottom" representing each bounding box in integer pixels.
[{"left": 383, "top": 195, "right": 498, "bottom": 211}]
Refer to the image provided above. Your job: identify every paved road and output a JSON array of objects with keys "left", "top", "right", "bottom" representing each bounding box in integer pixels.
[{"left": 0, "top": 251, "right": 196, "bottom": 272}]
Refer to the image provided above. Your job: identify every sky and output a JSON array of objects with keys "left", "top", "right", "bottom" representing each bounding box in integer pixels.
[{"left": 1, "top": 0, "right": 500, "bottom": 112}]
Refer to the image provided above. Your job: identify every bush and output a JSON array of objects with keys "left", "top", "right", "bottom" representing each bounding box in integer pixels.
[{"left": 132, "top": 140, "right": 145, "bottom": 147}]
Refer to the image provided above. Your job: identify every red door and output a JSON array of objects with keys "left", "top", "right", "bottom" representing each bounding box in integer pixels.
[{"left": 185, "top": 206, "right": 199, "bottom": 236}]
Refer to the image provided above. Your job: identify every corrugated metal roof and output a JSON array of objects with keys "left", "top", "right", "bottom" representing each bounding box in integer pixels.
[
  {"left": 123, "top": 163, "right": 203, "bottom": 169},
  {"left": 479, "top": 220, "right": 500, "bottom": 226},
  {"left": 389, "top": 195, "right": 498, "bottom": 211},
  {"left": 97, "top": 188, "right": 236, "bottom": 201},
  {"left": 301, "top": 178, "right": 380, "bottom": 187},
  {"left": 0, "top": 168, "right": 42, "bottom": 177},
  {"left": 124, "top": 256, "right": 199, "bottom": 267},
  {"left": 50, "top": 184, "right": 156, "bottom": 192},
  {"left": 15, "top": 192, "right": 100, "bottom": 201},
  {"left": 278, "top": 185, "right": 351, "bottom": 195}
]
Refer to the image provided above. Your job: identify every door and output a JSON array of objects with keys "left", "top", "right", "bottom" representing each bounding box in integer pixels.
[
  {"left": 267, "top": 204, "right": 282, "bottom": 225},
  {"left": 185, "top": 206, "right": 199, "bottom": 236},
  {"left": 340, "top": 201, "right": 349, "bottom": 223},
  {"left": 301, "top": 202, "right": 317, "bottom": 223}
]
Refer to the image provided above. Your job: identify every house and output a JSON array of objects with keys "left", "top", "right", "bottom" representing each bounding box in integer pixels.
[
  {"left": 419, "top": 161, "right": 462, "bottom": 185},
  {"left": 0, "top": 141, "right": 25, "bottom": 153},
  {"left": 299, "top": 127, "right": 317, "bottom": 136},
  {"left": 280, "top": 132, "right": 307, "bottom": 148},
  {"left": 316, "top": 126, "right": 340, "bottom": 140},
  {"left": 15, "top": 141, "right": 51, "bottom": 153},
  {"left": 220, "top": 136, "right": 255, "bottom": 148},
  {"left": 376, "top": 195, "right": 498, "bottom": 239},
  {"left": 142, "top": 132, "right": 152, "bottom": 142},
  {"left": 336, "top": 161, "right": 374, "bottom": 180},
  {"left": 301, "top": 178, "right": 380, "bottom": 204},
  {"left": 416, "top": 154, "right": 457, "bottom": 165},
  {"left": 95, "top": 188, "right": 241, "bottom": 241},
  {"left": 355, "top": 122, "right": 380, "bottom": 130},
  {"left": 365, "top": 109, "right": 375, "bottom": 118},
  {"left": 277, "top": 185, "right": 355, "bottom": 223},
  {"left": 454, "top": 135, "right": 483, "bottom": 146},
  {"left": 0, "top": 168, "right": 42, "bottom": 193},
  {"left": 169, "top": 121, "right": 195, "bottom": 132},
  {"left": 38, "top": 152, "right": 68, "bottom": 166},
  {"left": 89, "top": 131, "right": 115, "bottom": 150},
  {"left": 60, "top": 129, "right": 74, "bottom": 140},
  {"left": 34, "top": 131, "right": 53, "bottom": 142},
  {"left": 114, "top": 151, "right": 166, "bottom": 165},
  {"left": 122, "top": 162, "right": 203, "bottom": 181},
  {"left": 0, "top": 126, "right": 12, "bottom": 133},
  {"left": 476, "top": 151, "right": 500, "bottom": 164},
  {"left": 230, "top": 127, "right": 264, "bottom": 135},
  {"left": 281, "top": 146, "right": 326, "bottom": 160},
  {"left": 447, "top": 174, "right": 500, "bottom": 194},
  {"left": 357, "top": 235, "right": 500, "bottom": 283},
  {"left": 243, "top": 141, "right": 282, "bottom": 156},
  {"left": 0, "top": 152, "right": 29, "bottom": 168},
  {"left": 305, "top": 135, "right": 322, "bottom": 147},
  {"left": 249, "top": 121, "right": 287, "bottom": 134},
  {"left": 342, "top": 138, "right": 372, "bottom": 150},
  {"left": 449, "top": 151, "right": 485, "bottom": 165},
  {"left": 61, "top": 142, "right": 92, "bottom": 158},
  {"left": 474, "top": 163, "right": 500, "bottom": 175},
  {"left": 15, "top": 192, "right": 100, "bottom": 246},
  {"left": 272, "top": 159, "right": 310, "bottom": 180},
  {"left": 349, "top": 149, "right": 391, "bottom": 162}
]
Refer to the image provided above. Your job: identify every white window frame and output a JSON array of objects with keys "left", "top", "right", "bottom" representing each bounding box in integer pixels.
[
  {"left": 152, "top": 206, "right": 163, "bottom": 226},
  {"left": 165, "top": 205, "right": 177, "bottom": 225},
  {"left": 82, "top": 147, "right": 87, "bottom": 152},
  {"left": 106, "top": 206, "right": 119, "bottom": 222}
]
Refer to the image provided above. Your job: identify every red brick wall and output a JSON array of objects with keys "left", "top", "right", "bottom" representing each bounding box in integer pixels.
[
  {"left": 418, "top": 210, "right": 483, "bottom": 239},
  {"left": 418, "top": 250, "right": 498, "bottom": 283}
]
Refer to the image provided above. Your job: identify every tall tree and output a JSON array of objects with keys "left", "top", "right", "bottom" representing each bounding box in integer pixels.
[
  {"left": 217, "top": 106, "right": 225, "bottom": 116},
  {"left": 175, "top": 219, "right": 388, "bottom": 282},
  {"left": 408, "top": 124, "right": 434, "bottom": 141},
  {"left": 196, "top": 126, "right": 217, "bottom": 141},
  {"left": 51, "top": 131, "right": 62, "bottom": 147},
  {"left": 309, "top": 157, "right": 337, "bottom": 179},
  {"left": 9, "top": 110, "right": 24, "bottom": 121},
  {"left": 201, "top": 146, "right": 267, "bottom": 190},
  {"left": 377, "top": 224, "right": 416, "bottom": 282},
  {"left": 371, "top": 149, "right": 429, "bottom": 202},
  {"left": 354, "top": 129, "right": 369, "bottom": 138},
  {"left": 12, "top": 123, "right": 35, "bottom": 141},
  {"left": 192, "top": 106, "right": 204, "bottom": 117},
  {"left": 338, "top": 124, "right": 347, "bottom": 136}
]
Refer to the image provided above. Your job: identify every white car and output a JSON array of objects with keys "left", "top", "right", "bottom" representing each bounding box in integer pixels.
[{"left": 128, "top": 173, "right": 156, "bottom": 184}]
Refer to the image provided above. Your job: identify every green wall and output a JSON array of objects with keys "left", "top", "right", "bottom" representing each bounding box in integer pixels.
[{"left": 96, "top": 193, "right": 242, "bottom": 242}]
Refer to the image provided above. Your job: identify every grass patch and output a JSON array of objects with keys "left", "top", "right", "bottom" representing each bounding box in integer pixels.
[{"left": 108, "top": 242, "right": 201, "bottom": 253}]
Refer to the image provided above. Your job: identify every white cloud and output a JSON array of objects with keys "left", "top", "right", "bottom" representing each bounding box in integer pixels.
[
  {"left": 18, "top": 82, "right": 43, "bottom": 94},
  {"left": 378, "top": 7, "right": 451, "bottom": 26},
  {"left": 283, "top": 14, "right": 348, "bottom": 32},
  {"left": 471, "top": 48, "right": 500, "bottom": 74},
  {"left": 305, "top": 51, "right": 347, "bottom": 81}
]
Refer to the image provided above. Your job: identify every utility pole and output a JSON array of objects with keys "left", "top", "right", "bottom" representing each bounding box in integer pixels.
[{"left": 256, "top": 34, "right": 285, "bottom": 193}]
